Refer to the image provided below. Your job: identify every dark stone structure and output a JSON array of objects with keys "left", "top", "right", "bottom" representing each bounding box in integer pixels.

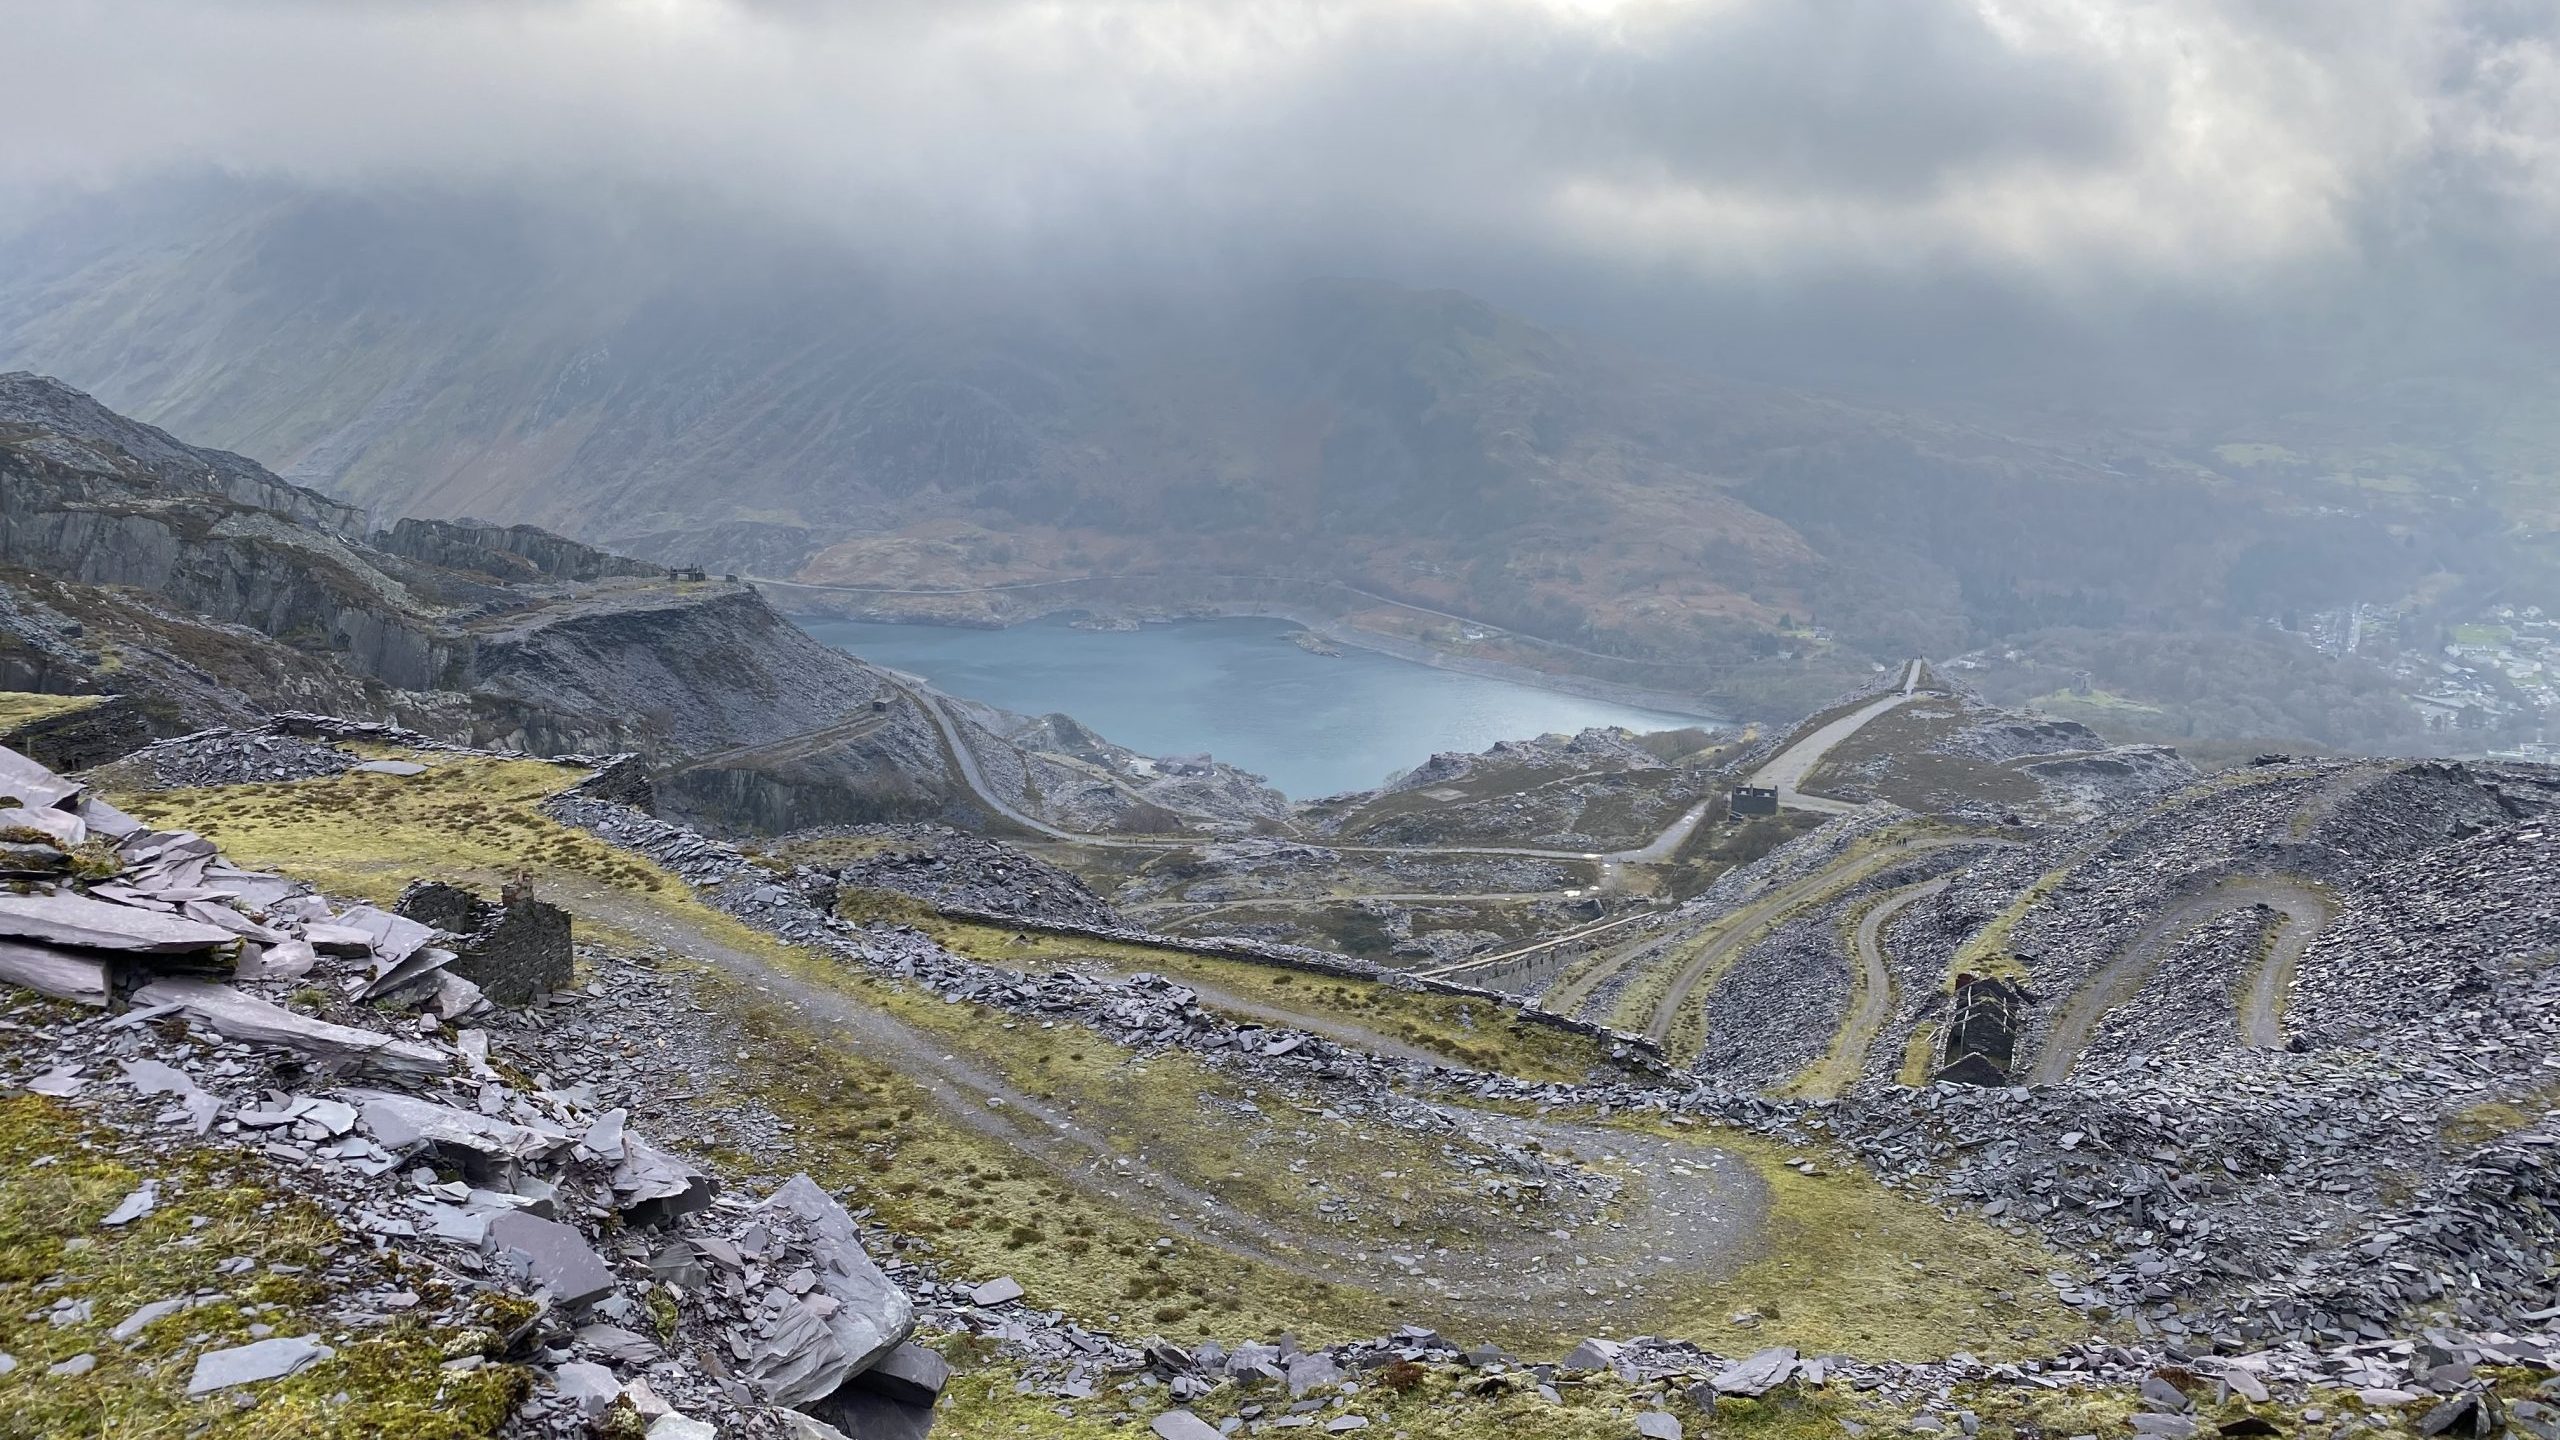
[
  {"left": 1, "top": 695, "right": 151, "bottom": 772},
  {"left": 396, "top": 879, "right": 573, "bottom": 1005},
  {"left": 1934, "top": 974, "right": 2021, "bottom": 1086},
  {"left": 1730, "top": 785, "right": 1780, "bottom": 817}
]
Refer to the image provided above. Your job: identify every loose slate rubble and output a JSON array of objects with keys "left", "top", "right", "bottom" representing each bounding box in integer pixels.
[{"left": 0, "top": 738, "right": 939, "bottom": 1438}]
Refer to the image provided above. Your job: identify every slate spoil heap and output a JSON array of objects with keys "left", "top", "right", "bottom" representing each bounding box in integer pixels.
[
  {"left": 11, "top": 726, "right": 2560, "bottom": 1439},
  {"left": 0, "top": 740, "right": 943, "bottom": 1438}
]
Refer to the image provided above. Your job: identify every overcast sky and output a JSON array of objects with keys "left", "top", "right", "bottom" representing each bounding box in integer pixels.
[{"left": 10, "top": 0, "right": 2558, "bottom": 394}]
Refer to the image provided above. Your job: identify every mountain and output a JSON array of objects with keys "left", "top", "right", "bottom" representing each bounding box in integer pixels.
[
  {"left": 0, "top": 371, "right": 1287, "bottom": 837},
  {"left": 0, "top": 183, "right": 2501, "bottom": 744}
]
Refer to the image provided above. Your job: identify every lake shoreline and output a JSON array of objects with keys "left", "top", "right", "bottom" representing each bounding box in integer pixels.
[
  {"left": 751, "top": 573, "right": 1735, "bottom": 722},
  {"left": 792, "top": 612, "right": 1720, "bottom": 798},
  {"left": 777, "top": 600, "right": 1727, "bottom": 725}
]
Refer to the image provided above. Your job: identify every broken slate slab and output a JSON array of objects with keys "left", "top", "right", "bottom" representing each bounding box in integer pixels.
[
  {"left": 1714, "top": 1346, "right": 1800, "bottom": 1397},
  {"left": 235, "top": 938, "right": 319, "bottom": 982},
  {"left": 352, "top": 760, "right": 428, "bottom": 777},
  {"left": 101, "top": 1180, "right": 158, "bottom": 1227},
  {"left": 0, "top": 744, "right": 84, "bottom": 811},
  {"left": 351, "top": 1088, "right": 572, "bottom": 1178},
  {"left": 334, "top": 905, "right": 438, "bottom": 967},
  {"left": 1152, "top": 1413, "right": 1224, "bottom": 1440},
  {"left": 482, "top": 1209, "right": 616, "bottom": 1309},
  {"left": 1286, "top": 1351, "right": 1343, "bottom": 1396},
  {"left": 1559, "top": 1336, "right": 1622, "bottom": 1372},
  {"left": 133, "top": 980, "right": 450, "bottom": 1081},
  {"left": 553, "top": 1360, "right": 621, "bottom": 1418},
  {"left": 121, "top": 1057, "right": 220, "bottom": 1135},
  {"left": 302, "top": 923, "right": 375, "bottom": 957},
  {"left": 0, "top": 891, "right": 236, "bottom": 954},
  {"left": 25, "top": 1066, "right": 85, "bottom": 1097},
  {"left": 612, "top": 1135, "right": 716, "bottom": 1227},
  {"left": 852, "top": 1340, "right": 952, "bottom": 1406},
  {"left": 0, "top": 804, "right": 86, "bottom": 848},
  {"left": 775, "top": 1412, "right": 860, "bottom": 1440},
  {"left": 109, "top": 1297, "right": 190, "bottom": 1342},
  {"left": 1637, "top": 1412, "right": 1685, "bottom": 1440},
  {"left": 968, "top": 1276, "right": 1023, "bottom": 1307},
  {"left": 0, "top": 939, "right": 112, "bottom": 1006},
  {"left": 186, "top": 1335, "right": 333, "bottom": 1394},
  {"left": 754, "top": 1174, "right": 916, "bottom": 1406}
]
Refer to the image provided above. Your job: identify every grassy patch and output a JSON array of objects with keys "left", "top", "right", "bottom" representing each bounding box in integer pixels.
[
  {"left": 1659, "top": 805, "right": 1825, "bottom": 902},
  {"left": 2027, "top": 688, "right": 2168, "bottom": 717},
  {"left": 0, "top": 690, "right": 102, "bottom": 732},
  {"left": 1899, "top": 1022, "right": 1941, "bottom": 1087},
  {"left": 2443, "top": 1076, "right": 2560, "bottom": 1150},
  {"left": 1615, "top": 1120, "right": 2080, "bottom": 1359},
  {"left": 0, "top": 1094, "right": 527, "bottom": 1439},
  {"left": 112, "top": 755, "right": 667, "bottom": 904}
]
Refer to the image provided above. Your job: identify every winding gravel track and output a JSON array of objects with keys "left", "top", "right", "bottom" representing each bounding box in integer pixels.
[
  {"left": 1638, "top": 836, "right": 1977, "bottom": 1053},
  {"left": 547, "top": 875, "right": 1774, "bottom": 1329},
  {"left": 2032, "top": 877, "right": 2331, "bottom": 1083},
  {"left": 1795, "top": 877, "right": 1947, "bottom": 1098},
  {"left": 2240, "top": 888, "right": 2330, "bottom": 1048}
]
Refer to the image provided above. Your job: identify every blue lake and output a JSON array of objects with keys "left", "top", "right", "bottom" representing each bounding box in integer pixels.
[{"left": 798, "top": 615, "right": 1714, "bottom": 798}]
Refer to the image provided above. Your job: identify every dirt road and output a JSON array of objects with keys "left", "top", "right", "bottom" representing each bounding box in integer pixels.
[
  {"left": 1794, "top": 877, "right": 1946, "bottom": 1098},
  {"left": 545, "top": 875, "right": 1775, "bottom": 1329},
  {"left": 2032, "top": 877, "right": 2330, "bottom": 1083},
  {"left": 1745, "top": 660, "right": 1926, "bottom": 815},
  {"left": 1639, "top": 836, "right": 1975, "bottom": 1054}
]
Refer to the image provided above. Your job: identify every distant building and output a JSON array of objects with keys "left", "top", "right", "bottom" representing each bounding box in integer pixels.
[{"left": 1730, "top": 785, "right": 1780, "bottom": 817}]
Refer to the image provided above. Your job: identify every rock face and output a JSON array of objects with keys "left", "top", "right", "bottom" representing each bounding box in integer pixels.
[{"left": 373, "top": 516, "right": 668, "bottom": 584}]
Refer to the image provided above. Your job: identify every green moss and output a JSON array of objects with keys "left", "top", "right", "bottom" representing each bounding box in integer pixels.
[
  {"left": 0, "top": 1095, "right": 527, "bottom": 1439},
  {"left": 1607, "top": 1118, "right": 2080, "bottom": 1359},
  {"left": 2443, "top": 1076, "right": 2560, "bottom": 1150},
  {"left": 644, "top": 1285, "right": 681, "bottom": 1343},
  {"left": 1898, "top": 1022, "right": 1941, "bottom": 1087}
]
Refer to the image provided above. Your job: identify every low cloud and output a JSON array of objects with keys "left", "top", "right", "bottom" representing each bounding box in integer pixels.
[{"left": 9, "top": 0, "right": 2557, "bottom": 380}]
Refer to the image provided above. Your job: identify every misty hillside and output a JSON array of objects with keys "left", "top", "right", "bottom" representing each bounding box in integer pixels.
[{"left": 0, "top": 186, "right": 2526, "bottom": 742}]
